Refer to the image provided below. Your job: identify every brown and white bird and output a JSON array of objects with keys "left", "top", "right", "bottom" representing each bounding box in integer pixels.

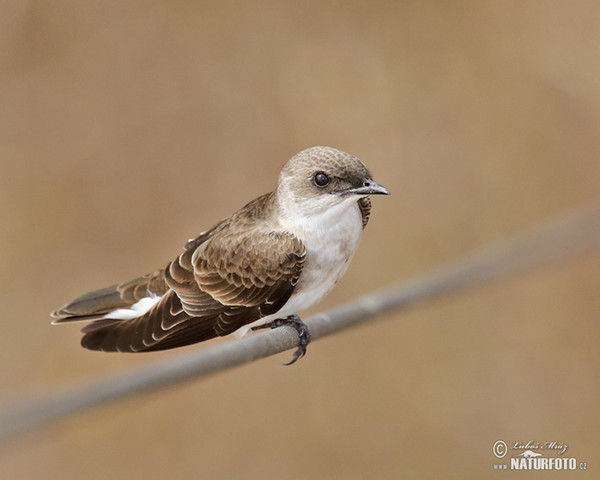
[{"left": 52, "top": 146, "right": 389, "bottom": 364}]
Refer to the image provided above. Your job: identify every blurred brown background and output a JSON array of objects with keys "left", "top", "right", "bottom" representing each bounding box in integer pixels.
[{"left": 1, "top": 1, "right": 599, "bottom": 478}]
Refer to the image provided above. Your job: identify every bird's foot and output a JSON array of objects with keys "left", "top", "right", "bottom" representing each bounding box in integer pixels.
[{"left": 252, "top": 314, "right": 311, "bottom": 365}]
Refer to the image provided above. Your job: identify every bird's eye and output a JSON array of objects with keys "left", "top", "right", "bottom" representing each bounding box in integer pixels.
[{"left": 313, "top": 172, "right": 330, "bottom": 187}]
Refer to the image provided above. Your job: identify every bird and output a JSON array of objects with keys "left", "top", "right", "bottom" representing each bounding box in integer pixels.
[{"left": 52, "top": 146, "right": 390, "bottom": 364}]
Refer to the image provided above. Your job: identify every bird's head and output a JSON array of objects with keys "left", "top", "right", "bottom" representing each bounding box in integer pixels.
[{"left": 276, "top": 146, "right": 389, "bottom": 217}]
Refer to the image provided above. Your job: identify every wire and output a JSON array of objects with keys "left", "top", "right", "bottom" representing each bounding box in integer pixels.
[{"left": 0, "top": 203, "right": 599, "bottom": 442}]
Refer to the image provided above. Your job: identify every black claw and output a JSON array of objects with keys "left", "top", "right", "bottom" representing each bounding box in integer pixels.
[{"left": 252, "top": 314, "right": 311, "bottom": 365}]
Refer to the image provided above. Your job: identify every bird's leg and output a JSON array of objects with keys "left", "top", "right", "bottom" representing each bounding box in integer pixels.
[{"left": 252, "top": 314, "right": 311, "bottom": 365}]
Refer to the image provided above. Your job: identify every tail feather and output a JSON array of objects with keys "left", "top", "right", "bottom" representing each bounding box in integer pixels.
[
  {"left": 51, "top": 270, "right": 168, "bottom": 322},
  {"left": 51, "top": 284, "right": 128, "bottom": 319},
  {"left": 51, "top": 313, "right": 109, "bottom": 325}
]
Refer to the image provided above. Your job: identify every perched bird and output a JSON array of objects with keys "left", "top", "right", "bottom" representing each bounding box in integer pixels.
[{"left": 52, "top": 146, "right": 389, "bottom": 364}]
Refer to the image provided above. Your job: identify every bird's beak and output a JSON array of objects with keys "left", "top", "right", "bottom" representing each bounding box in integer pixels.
[{"left": 341, "top": 180, "right": 390, "bottom": 196}]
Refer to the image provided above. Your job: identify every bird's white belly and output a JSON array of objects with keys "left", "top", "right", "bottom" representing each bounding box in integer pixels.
[{"left": 287, "top": 232, "right": 360, "bottom": 312}]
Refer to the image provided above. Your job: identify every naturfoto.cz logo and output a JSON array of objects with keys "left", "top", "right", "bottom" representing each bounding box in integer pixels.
[{"left": 492, "top": 440, "right": 588, "bottom": 471}]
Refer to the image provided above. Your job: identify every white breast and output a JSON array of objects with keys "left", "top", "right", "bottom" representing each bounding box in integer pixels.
[{"left": 272, "top": 197, "right": 364, "bottom": 317}]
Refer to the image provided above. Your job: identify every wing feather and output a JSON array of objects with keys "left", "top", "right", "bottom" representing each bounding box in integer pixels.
[{"left": 73, "top": 193, "right": 306, "bottom": 352}]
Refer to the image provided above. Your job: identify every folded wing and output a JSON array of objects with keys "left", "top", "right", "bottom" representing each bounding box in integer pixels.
[{"left": 53, "top": 194, "right": 306, "bottom": 352}]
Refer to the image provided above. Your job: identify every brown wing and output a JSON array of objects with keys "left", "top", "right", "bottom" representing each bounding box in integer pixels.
[
  {"left": 79, "top": 231, "right": 305, "bottom": 352},
  {"left": 74, "top": 193, "right": 306, "bottom": 352},
  {"left": 191, "top": 231, "right": 306, "bottom": 336}
]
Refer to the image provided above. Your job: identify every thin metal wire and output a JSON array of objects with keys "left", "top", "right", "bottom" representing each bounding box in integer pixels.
[{"left": 0, "top": 203, "right": 599, "bottom": 442}]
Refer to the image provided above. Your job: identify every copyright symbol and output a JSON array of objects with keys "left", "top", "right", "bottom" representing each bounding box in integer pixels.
[{"left": 493, "top": 440, "right": 507, "bottom": 458}]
